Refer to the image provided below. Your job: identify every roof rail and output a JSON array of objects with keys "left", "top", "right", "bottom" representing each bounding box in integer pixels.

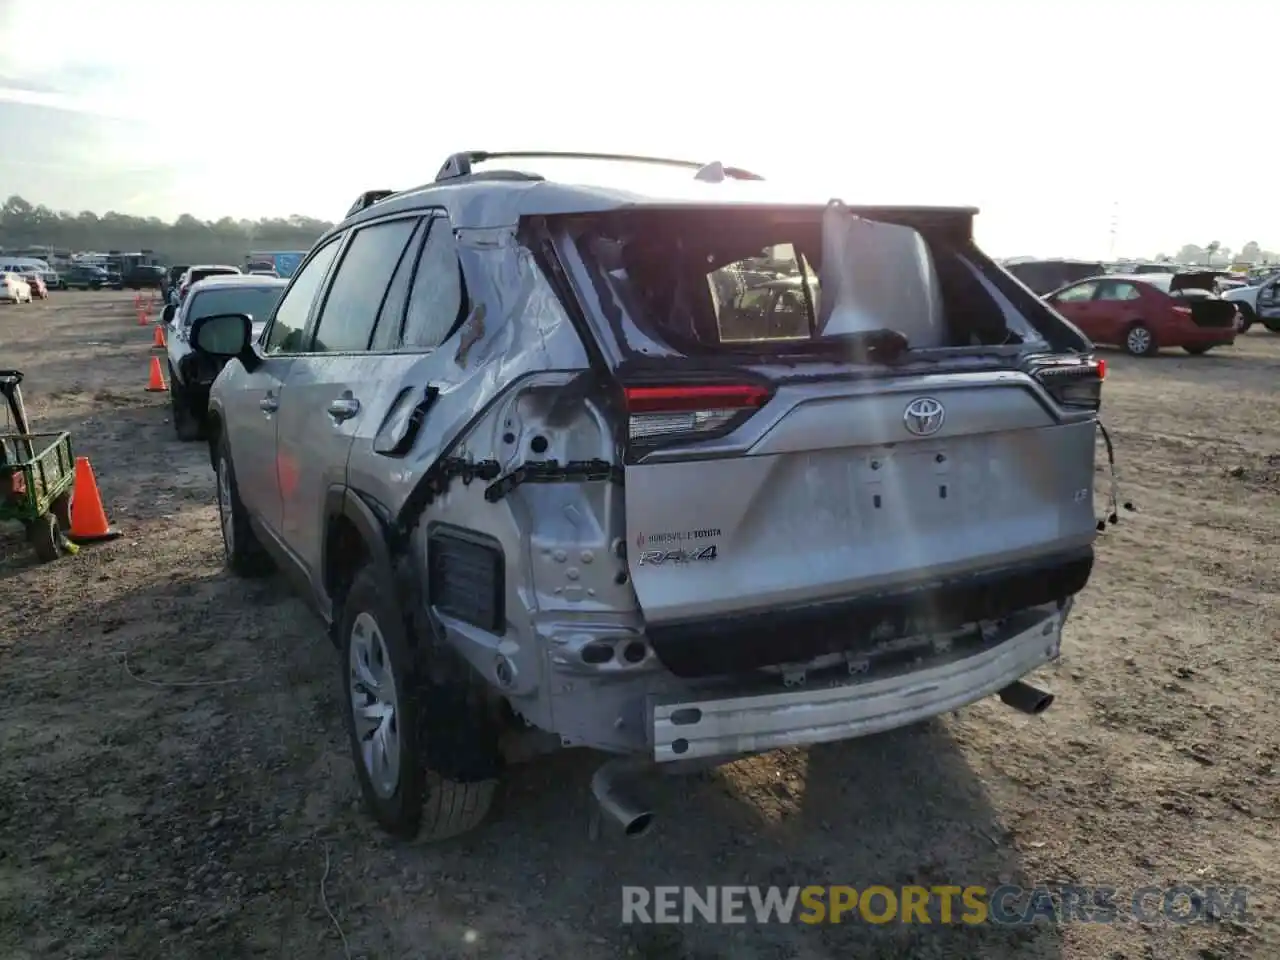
[
  {"left": 345, "top": 189, "right": 397, "bottom": 219},
  {"left": 433, "top": 150, "right": 765, "bottom": 184}
]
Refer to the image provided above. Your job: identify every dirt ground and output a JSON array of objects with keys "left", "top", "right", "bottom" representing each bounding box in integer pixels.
[{"left": 0, "top": 290, "right": 1276, "bottom": 960}]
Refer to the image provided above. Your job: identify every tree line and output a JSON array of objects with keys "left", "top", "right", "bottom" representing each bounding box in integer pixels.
[
  {"left": 1158, "top": 241, "right": 1280, "bottom": 267},
  {"left": 0, "top": 196, "right": 334, "bottom": 267}
]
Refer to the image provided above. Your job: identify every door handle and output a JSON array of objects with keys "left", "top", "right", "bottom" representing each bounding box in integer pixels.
[
  {"left": 259, "top": 395, "right": 279, "bottom": 413},
  {"left": 327, "top": 396, "right": 360, "bottom": 421}
]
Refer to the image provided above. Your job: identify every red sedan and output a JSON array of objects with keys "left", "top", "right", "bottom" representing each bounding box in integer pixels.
[
  {"left": 1045, "top": 273, "right": 1237, "bottom": 356},
  {"left": 23, "top": 274, "right": 48, "bottom": 299}
]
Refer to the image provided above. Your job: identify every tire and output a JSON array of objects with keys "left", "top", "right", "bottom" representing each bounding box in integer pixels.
[
  {"left": 214, "top": 433, "right": 271, "bottom": 577},
  {"left": 26, "top": 513, "right": 63, "bottom": 563},
  {"left": 1237, "top": 304, "right": 1256, "bottom": 332},
  {"left": 51, "top": 492, "right": 72, "bottom": 532},
  {"left": 169, "top": 367, "right": 204, "bottom": 442},
  {"left": 339, "top": 565, "right": 498, "bottom": 841},
  {"left": 1184, "top": 345, "right": 1211, "bottom": 355},
  {"left": 1124, "top": 322, "right": 1158, "bottom": 357}
]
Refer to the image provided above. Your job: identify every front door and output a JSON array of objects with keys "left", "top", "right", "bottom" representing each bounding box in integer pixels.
[
  {"left": 1047, "top": 280, "right": 1102, "bottom": 340},
  {"left": 274, "top": 215, "right": 423, "bottom": 583}
]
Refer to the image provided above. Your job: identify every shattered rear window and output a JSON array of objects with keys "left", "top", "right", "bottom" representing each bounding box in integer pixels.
[{"left": 568, "top": 205, "right": 1032, "bottom": 362}]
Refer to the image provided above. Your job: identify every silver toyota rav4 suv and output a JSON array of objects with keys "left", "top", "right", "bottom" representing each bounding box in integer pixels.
[{"left": 189, "top": 150, "right": 1106, "bottom": 842}]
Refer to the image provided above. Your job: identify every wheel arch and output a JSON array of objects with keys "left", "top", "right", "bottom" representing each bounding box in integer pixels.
[
  {"left": 322, "top": 486, "right": 398, "bottom": 634},
  {"left": 204, "top": 408, "right": 223, "bottom": 471}
]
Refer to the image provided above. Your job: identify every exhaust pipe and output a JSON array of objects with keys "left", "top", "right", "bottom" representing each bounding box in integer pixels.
[
  {"left": 590, "top": 759, "right": 654, "bottom": 839},
  {"left": 999, "top": 680, "right": 1055, "bottom": 715}
]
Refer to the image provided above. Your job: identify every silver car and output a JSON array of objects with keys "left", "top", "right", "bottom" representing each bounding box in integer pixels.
[
  {"left": 188, "top": 150, "right": 1106, "bottom": 843},
  {"left": 162, "top": 275, "right": 288, "bottom": 440}
]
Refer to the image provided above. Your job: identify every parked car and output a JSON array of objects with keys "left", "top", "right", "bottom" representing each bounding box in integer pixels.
[
  {"left": 0, "top": 273, "right": 33, "bottom": 303},
  {"left": 22, "top": 273, "right": 48, "bottom": 299},
  {"left": 186, "top": 149, "right": 1105, "bottom": 843},
  {"left": 177, "top": 264, "right": 241, "bottom": 303},
  {"left": 1222, "top": 274, "right": 1280, "bottom": 333},
  {"left": 163, "top": 275, "right": 287, "bottom": 440},
  {"left": 1004, "top": 259, "right": 1108, "bottom": 295},
  {"left": 1045, "top": 273, "right": 1237, "bottom": 356},
  {"left": 63, "top": 265, "right": 109, "bottom": 290},
  {"left": 123, "top": 264, "right": 166, "bottom": 290}
]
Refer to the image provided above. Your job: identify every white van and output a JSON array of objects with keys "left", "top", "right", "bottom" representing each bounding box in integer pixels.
[{"left": 0, "top": 257, "right": 60, "bottom": 288}]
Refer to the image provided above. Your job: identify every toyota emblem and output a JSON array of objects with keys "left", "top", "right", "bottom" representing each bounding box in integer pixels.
[{"left": 903, "top": 397, "right": 945, "bottom": 437}]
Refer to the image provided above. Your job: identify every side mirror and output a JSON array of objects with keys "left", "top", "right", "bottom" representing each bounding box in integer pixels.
[
  {"left": 162, "top": 304, "right": 176, "bottom": 325},
  {"left": 191, "top": 313, "right": 253, "bottom": 361}
]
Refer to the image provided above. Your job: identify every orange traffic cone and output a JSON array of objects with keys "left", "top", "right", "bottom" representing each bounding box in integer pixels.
[
  {"left": 153, "top": 324, "right": 166, "bottom": 348},
  {"left": 137, "top": 309, "right": 148, "bottom": 326},
  {"left": 68, "top": 457, "right": 121, "bottom": 544},
  {"left": 146, "top": 355, "right": 167, "bottom": 392}
]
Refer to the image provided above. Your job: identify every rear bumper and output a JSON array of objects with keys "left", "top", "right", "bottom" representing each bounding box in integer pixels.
[
  {"left": 649, "top": 603, "right": 1066, "bottom": 762},
  {"left": 646, "top": 547, "right": 1092, "bottom": 677}
]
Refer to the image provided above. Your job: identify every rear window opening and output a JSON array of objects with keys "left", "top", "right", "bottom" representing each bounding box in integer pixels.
[{"left": 561, "top": 205, "right": 1053, "bottom": 365}]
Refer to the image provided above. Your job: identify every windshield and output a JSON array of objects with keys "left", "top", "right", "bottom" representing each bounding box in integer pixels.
[{"left": 186, "top": 286, "right": 284, "bottom": 328}]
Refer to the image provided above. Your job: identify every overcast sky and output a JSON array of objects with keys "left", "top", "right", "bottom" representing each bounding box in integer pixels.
[{"left": 0, "top": 0, "right": 1273, "bottom": 258}]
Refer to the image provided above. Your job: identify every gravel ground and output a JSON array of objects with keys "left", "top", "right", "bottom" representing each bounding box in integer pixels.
[{"left": 0, "top": 291, "right": 1276, "bottom": 960}]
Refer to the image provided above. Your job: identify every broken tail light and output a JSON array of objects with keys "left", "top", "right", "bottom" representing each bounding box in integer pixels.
[
  {"left": 1032, "top": 357, "right": 1104, "bottom": 411},
  {"left": 623, "top": 383, "right": 772, "bottom": 448}
]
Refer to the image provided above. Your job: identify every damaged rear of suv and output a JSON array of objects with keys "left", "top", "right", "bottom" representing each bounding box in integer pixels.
[{"left": 192, "top": 151, "right": 1108, "bottom": 843}]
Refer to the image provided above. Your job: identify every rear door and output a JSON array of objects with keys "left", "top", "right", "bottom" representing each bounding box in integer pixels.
[{"left": 274, "top": 214, "right": 423, "bottom": 582}]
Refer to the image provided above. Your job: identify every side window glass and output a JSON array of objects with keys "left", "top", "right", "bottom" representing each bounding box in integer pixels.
[
  {"left": 400, "top": 218, "right": 465, "bottom": 351},
  {"left": 311, "top": 218, "right": 420, "bottom": 353},
  {"left": 265, "top": 239, "right": 341, "bottom": 355},
  {"left": 1053, "top": 281, "right": 1098, "bottom": 303},
  {"left": 369, "top": 219, "right": 426, "bottom": 352}
]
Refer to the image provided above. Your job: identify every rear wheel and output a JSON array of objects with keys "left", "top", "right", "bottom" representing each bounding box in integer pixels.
[
  {"left": 1124, "top": 322, "right": 1158, "bottom": 357},
  {"left": 26, "top": 513, "right": 63, "bottom": 563},
  {"left": 339, "top": 565, "right": 498, "bottom": 841}
]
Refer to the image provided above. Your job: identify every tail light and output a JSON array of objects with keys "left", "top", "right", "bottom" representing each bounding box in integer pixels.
[
  {"left": 623, "top": 383, "right": 772, "bottom": 448},
  {"left": 1032, "top": 357, "right": 1105, "bottom": 411}
]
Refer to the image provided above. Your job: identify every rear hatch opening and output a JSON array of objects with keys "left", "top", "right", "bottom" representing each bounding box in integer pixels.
[
  {"left": 537, "top": 203, "right": 1102, "bottom": 674},
  {"left": 553, "top": 202, "right": 1091, "bottom": 370},
  {"left": 1166, "top": 273, "right": 1240, "bottom": 329}
]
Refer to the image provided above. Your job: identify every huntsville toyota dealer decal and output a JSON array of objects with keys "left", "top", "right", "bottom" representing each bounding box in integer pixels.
[{"left": 636, "top": 528, "right": 721, "bottom": 565}]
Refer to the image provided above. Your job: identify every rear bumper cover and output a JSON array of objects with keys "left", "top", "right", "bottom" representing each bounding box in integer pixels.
[
  {"left": 649, "top": 602, "right": 1067, "bottom": 762},
  {"left": 647, "top": 547, "right": 1092, "bottom": 677}
]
